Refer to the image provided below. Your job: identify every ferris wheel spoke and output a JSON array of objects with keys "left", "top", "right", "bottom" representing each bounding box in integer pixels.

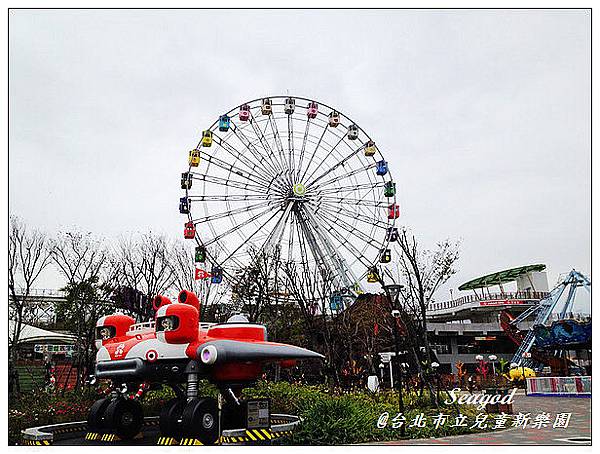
[
  {"left": 229, "top": 121, "right": 284, "bottom": 179},
  {"left": 199, "top": 150, "right": 277, "bottom": 191},
  {"left": 295, "top": 208, "right": 340, "bottom": 290},
  {"left": 294, "top": 117, "right": 311, "bottom": 183},
  {"left": 248, "top": 113, "right": 289, "bottom": 179},
  {"left": 188, "top": 194, "right": 280, "bottom": 202},
  {"left": 309, "top": 162, "right": 376, "bottom": 193},
  {"left": 311, "top": 204, "right": 384, "bottom": 253},
  {"left": 287, "top": 115, "right": 295, "bottom": 182},
  {"left": 305, "top": 141, "right": 367, "bottom": 188},
  {"left": 300, "top": 206, "right": 359, "bottom": 289},
  {"left": 307, "top": 194, "right": 387, "bottom": 208},
  {"left": 266, "top": 114, "right": 291, "bottom": 183},
  {"left": 191, "top": 200, "right": 279, "bottom": 224},
  {"left": 211, "top": 135, "right": 283, "bottom": 187},
  {"left": 255, "top": 201, "right": 294, "bottom": 257},
  {"left": 310, "top": 181, "right": 386, "bottom": 196},
  {"left": 191, "top": 173, "right": 272, "bottom": 195},
  {"left": 223, "top": 207, "right": 284, "bottom": 261},
  {"left": 297, "top": 122, "right": 327, "bottom": 183},
  {"left": 202, "top": 205, "right": 279, "bottom": 247},
  {"left": 300, "top": 133, "right": 346, "bottom": 184},
  {"left": 310, "top": 200, "right": 389, "bottom": 230},
  {"left": 311, "top": 209, "right": 375, "bottom": 270},
  {"left": 287, "top": 208, "right": 296, "bottom": 265},
  {"left": 284, "top": 234, "right": 321, "bottom": 306}
]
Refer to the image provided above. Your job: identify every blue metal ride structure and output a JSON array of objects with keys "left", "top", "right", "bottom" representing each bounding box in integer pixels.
[{"left": 509, "top": 270, "right": 591, "bottom": 368}]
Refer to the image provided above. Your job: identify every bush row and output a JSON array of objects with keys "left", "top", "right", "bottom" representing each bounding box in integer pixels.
[{"left": 9, "top": 381, "right": 493, "bottom": 445}]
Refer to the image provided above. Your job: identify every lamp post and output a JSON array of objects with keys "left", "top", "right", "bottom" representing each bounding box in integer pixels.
[
  {"left": 378, "top": 363, "right": 385, "bottom": 382},
  {"left": 488, "top": 355, "right": 497, "bottom": 375},
  {"left": 383, "top": 283, "right": 405, "bottom": 437},
  {"left": 431, "top": 361, "right": 440, "bottom": 402}
]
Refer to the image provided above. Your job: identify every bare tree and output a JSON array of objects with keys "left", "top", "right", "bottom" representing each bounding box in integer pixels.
[
  {"left": 110, "top": 233, "right": 176, "bottom": 321},
  {"left": 8, "top": 216, "right": 53, "bottom": 362},
  {"left": 394, "top": 228, "right": 460, "bottom": 366},
  {"left": 229, "top": 246, "right": 287, "bottom": 323},
  {"left": 378, "top": 227, "right": 460, "bottom": 405},
  {"left": 50, "top": 230, "right": 113, "bottom": 389},
  {"left": 51, "top": 231, "right": 107, "bottom": 285}
]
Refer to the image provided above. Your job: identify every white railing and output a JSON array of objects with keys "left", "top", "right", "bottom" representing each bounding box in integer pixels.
[
  {"left": 526, "top": 376, "right": 591, "bottom": 396},
  {"left": 126, "top": 320, "right": 216, "bottom": 336},
  {"left": 126, "top": 321, "right": 155, "bottom": 336},
  {"left": 427, "top": 291, "right": 550, "bottom": 313}
]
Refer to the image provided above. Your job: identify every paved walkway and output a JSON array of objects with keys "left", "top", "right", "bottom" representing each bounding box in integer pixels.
[{"left": 374, "top": 393, "right": 591, "bottom": 445}]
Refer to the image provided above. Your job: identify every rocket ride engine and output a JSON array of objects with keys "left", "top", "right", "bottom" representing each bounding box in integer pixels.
[{"left": 88, "top": 290, "right": 323, "bottom": 444}]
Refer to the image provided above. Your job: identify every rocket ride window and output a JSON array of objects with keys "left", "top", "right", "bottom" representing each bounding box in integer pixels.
[
  {"left": 96, "top": 325, "right": 116, "bottom": 340},
  {"left": 156, "top": 316, "right": 180, "bottom": 332}
]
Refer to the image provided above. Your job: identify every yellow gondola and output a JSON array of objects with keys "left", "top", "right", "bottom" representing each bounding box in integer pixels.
[
  {"left": 188, "top": 149, "right": 200, "bottom": 167},
  {"left": 201, "top": 130, "right": 213, "bottom": 147}
]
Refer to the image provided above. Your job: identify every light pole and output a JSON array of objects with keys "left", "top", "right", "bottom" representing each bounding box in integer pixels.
[
  {"left": 488, "top": 355, "right": 497, "bottom": 375},
  {"left": 431, "top": 361, "right": 440, "bottom": 402},
  {"left": 383, "top": 283, "right": 405, "bottom": 437}
]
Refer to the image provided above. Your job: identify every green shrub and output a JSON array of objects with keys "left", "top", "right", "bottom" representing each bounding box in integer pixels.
[
  {"left": 10, "top": 381, "right": 497, "bottom": 445},
  {"left": 244, "top": 381, "right": 495, "bottom": 445}
]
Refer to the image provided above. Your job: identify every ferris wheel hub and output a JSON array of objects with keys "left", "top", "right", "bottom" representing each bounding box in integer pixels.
[{"left": 292, "top": 183, "right": 306, "bottom": 197}]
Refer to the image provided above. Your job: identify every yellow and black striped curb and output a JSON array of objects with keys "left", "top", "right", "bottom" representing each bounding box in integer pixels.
[
  {"left": 221, "top": 429, "right": 293, "bottom": 444},
  {"left": 246, "top": 428, "right": 273, "bottom": 441},
  {"left": 85, "top": 432, "right": 100, "bottom": 441},
  {"left": 100, "top": 433, "right": 120, "bottom": 442},
  {"left": 179, "top": 438, "right": 204, "bottom": 446},
  {"left": 156, "top": 436, "right": 179, "bottom": 446},
  {"left": 23, "top": 439, "right": 51, "bottom": 446}
]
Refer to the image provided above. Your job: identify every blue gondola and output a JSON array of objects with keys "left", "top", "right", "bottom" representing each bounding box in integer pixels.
[
  {"left": 376, "top": 160, "right": 388, "bottom": 176},
  {"left": 211, "top": 266, "right": 223, "bottom": 284},
  {"left": 219, "top": 115, "right": 231, "bottom": 132},
  {"left": 179, "top": 197, "right": 190, "bottom": 214},
  {"left": 330, "top": 293, "right": 343, "bottom": 311}
]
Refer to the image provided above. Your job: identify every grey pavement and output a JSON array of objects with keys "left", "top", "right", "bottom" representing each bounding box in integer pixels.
[{"left": 372, "top": 393, "right": 591, "bottom": 446}]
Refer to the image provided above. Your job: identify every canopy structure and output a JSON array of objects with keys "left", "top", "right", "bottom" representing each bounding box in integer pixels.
[
  {"left": 458, "top": 264, "right": 546, "bottom": 291},
  {"left": 9, "top": 320, "right": 76, "bottom": 345}
]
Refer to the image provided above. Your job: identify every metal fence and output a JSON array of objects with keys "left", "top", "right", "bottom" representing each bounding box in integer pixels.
[{"left": 526, "top": 376, "right": 591, "bottom": 397}]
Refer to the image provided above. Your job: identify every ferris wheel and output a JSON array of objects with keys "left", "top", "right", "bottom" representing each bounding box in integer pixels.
[{"left": 180, "top": 96, "right": 399, "bottom": 302}]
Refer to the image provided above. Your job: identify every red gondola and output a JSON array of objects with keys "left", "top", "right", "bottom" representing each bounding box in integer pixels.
[
  {"left": 387, "top": 204, "right": 400, "bottom": 219},
  {"left": 184, "top": 221, "right": 196, "bottom": 239}
]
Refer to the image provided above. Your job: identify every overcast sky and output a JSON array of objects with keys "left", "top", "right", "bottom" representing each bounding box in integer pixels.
[{"left": 9, "top": 9, "right": 591, "bottom": 300}]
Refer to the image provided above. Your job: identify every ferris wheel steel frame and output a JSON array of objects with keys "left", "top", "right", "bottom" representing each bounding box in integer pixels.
[{"left": 183, "top": 96, "right": 398, "bottom": 301}]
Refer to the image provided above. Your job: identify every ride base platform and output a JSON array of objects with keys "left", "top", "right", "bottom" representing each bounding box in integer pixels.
[{"left": 22, "top": 414, "right": 300, "bottom": 446}]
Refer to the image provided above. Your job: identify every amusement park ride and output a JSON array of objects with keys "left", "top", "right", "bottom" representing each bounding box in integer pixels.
[
  {"left": 179, "top": 95, "right": 399, "bottom": 306},
  {"left": 500, "top": 269, "right": 591, "bottom": 375},
  {"left": 89, "top": 290, "right": 323, "bottom": 444}
]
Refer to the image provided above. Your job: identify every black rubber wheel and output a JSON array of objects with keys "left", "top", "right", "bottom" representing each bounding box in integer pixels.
[
  {"left": 87, "top": 397, "right": 112, "bottom": 433},
  {"left": 159, "top": 398, "right": 186, "bottom": 438},
  {"left": 103, "top": 397, "right": 144, "bottom": 440},
  {"left": 181, "top": 397, "right": 219, "bottom": 445}
]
